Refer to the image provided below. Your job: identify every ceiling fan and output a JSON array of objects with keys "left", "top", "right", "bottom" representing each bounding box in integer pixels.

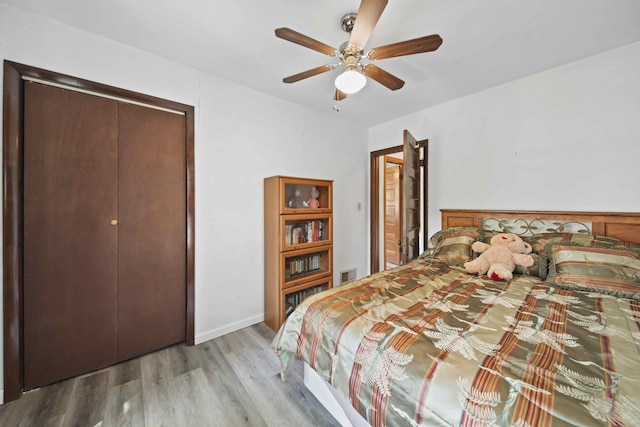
[{"left": 275, "top": 0, "right": 443, "bottom": 103}]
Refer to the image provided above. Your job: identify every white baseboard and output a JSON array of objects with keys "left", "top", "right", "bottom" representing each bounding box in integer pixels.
[
  {"left": 194, "top": 313, "right": 264, "bottom": 344},
  {"left": 0, "top": 389, "right": 4, "bottom": 405}
]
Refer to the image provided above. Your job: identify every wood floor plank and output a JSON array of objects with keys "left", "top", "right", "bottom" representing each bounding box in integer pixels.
[
  {"left": 103, "top": 379, "right": 145, "bottom": 427},
  {"left": 0, "top": 388, "right": 43, "bottom": 427},
  {"left": 220, "top": 325, "right": 281, "bottom": 373},
  {"left": 60, "top": 371, "right": 110, "bottom": 427},
  {"left": 167, "top": 341, "right": 202, "bottom": 378},
  {"left": 277, "top": 376, "right": 343, "bottom": 427},
  {"left": 111, "top": 357, "right": 143, "bottom": 387},
  {"left": 171, "top": 368, "right": 218, "bottom": 426},
  {"left": 140, "top": 350, "right": 178, "bottom": 426},
  {"left": 223, "top": 326, "right": 340, "bottom": 427},
  {"left": 0, "top": 323, "right": 342, "bottom": 427},
  {"left": 224, "top": 338, "right": 300, "bottom": 425},
  {"left": 195, "top": 340, "right": 268, "bottom": 426},
  {"left": 226, "top": 349, "right": 321, "bottom": 426}
]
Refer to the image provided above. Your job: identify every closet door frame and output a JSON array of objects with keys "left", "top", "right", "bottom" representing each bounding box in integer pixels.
[{"left": 2, "top": 60, "right": 196, "bottom": 402}]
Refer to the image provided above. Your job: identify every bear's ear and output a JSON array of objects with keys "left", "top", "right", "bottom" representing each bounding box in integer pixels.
[{"left": 501, "top": 234, "right": 518, "bottom": 244}]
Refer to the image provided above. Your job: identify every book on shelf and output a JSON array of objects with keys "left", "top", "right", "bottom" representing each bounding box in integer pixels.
[
  {"left": 285, "top": 302, "right": 294, "bottom": 317},
  {"left": 284, "top": 253, "right": 322, "bottom": 279},
  {"left": 285, "top": 220, "right": 326, "bottom": 246},
  {"left": 284, "top": 284, "right": 324, "bottom": 317},
  {"left": 285, "top": 224, "right": 292, "bottom": 246}
]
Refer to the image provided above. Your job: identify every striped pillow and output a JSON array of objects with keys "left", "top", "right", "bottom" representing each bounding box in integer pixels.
[
  {"left": 546, "top": 243, "right": 640, "bottom": 299},
  {"left": 526, "top": 232, "right": 639, "bottom": 255},
  {"left": 514, "top": 252, "right": 548, "bottom": 279},
  {"left": 427, "top": 227, "right": 482, "bottom": 265}
]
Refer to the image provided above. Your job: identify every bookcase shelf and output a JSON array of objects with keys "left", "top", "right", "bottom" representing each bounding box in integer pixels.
[
  {"left": 282, "top": 246, "right": 332, "bottom": 288},
  {"left": 264, "top": 176, "right": 333, "bottom": 331},
  {"left": 281, "top": 213, "right": 332, "bottom": 251},
  {"left": 282, "top": 277, "right": 332, "bottom": 319}
]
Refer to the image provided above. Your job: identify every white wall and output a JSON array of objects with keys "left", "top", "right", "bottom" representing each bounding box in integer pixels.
[
  {"left": 0, "top": 4, "right": 369, "bottom": 400},
  {"left": 3, "top": 1, "right": 640, "bottom": 404},
  {"left": 369, "top": 41, "right": 640, "bottom": 243}
]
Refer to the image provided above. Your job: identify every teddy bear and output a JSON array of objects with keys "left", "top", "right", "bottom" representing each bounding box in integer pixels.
[{"left": 464, "top": 233, "right": 534, "bottom": 281}]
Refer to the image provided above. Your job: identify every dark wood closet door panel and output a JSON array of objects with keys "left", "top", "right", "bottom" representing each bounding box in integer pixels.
[
  {"left": 117, "top": 103, "right": 186, "bottom": 360},
  {"left": 23, "top": 82, "right": 119, "bottom": 390}
]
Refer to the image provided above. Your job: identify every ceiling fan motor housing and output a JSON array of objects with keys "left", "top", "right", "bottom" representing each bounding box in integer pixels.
[
  {"left": 344, "top": 55, "right": 359, "bottom": 71},
  {"left": 341, "top": 13, "right": 357, "bottom": 33}
]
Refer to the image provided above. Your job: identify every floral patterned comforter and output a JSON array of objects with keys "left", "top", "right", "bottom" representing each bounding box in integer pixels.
[{"left": 272, "top": 258, "right": 640, "bottom": 426}]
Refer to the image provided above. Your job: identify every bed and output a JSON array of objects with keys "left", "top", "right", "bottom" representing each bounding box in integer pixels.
[{"left": 272, "top": 209, "right": 640, "bottom": 426}]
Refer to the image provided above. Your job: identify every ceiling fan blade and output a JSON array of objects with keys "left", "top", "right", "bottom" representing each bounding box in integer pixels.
[
  {"left": 275, "top": 27, "right": 336, "bottom": 56},
  {"left": 348, "top": 0, "right": 388, "bottom": 51},
  {"left": 367, "top": 34, "right": 443, "bottom": 60},
  {"left": 334, "top": 89, "right": 348, "bottom": 101},
  {"left": 362, "top": 64, "right": 404, "bottom": 90},
  {"left": 283, "top": 65, "right": 335, "bottom": 84}
]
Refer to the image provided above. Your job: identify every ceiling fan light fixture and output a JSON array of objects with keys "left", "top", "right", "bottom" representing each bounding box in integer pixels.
[
  {"left": 335, "top": 69, "right": 366, "bottom": 94},
  {"left": 335, "top": 55, "right": 366, "bottom": 94}
]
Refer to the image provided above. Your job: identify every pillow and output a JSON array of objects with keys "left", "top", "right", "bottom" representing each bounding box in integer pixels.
[
  {"left": 467, "top": 230, "right": 546, "bottom": 278},
  {"left": 546, "top": 242, "right": 640, "bottom": 299},
  {"left": 526, "top": 232, "right": 639, "bottom": 255},
  {"left": 424, "top": 227, "right": 483, "bottom": 265},
  {"left": 514, "top": 252, "right": 548, "bottom": 279}
]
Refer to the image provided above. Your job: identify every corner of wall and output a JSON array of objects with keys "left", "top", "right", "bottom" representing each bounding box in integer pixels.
[{"left": 194, "top": 313, "right": 265, "bottom": 345}]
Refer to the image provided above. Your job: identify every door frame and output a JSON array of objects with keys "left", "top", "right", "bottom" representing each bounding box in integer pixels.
[
  {"left": 2, "top": 60, "right": 196, "bottom": 402},
  {"left": 370, "top": 139, "right": 428, "bottom": 274}
]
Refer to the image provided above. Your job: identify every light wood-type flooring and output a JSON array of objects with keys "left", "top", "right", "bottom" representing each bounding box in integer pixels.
[{"left": 0, "top": 323, "right": 341, "bottom": 427}]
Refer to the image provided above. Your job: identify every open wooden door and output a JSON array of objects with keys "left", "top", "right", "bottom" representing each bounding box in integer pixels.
[{"left": 401, "top": 130, "right": 421, "bottom": 264}]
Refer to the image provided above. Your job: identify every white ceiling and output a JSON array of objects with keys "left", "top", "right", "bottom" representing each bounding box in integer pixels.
[{"left": 4, "top": 0, "right": 640, "bottom": 127}]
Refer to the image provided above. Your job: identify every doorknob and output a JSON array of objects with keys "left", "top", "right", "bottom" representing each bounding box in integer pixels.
[{"left": 110, "top": 219, "right": 118, "bottom": 226}]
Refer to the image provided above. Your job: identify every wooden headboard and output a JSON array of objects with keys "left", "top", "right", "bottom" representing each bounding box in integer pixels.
[{"left": 441, "top": 209, "right": 640, "bottom": 245}]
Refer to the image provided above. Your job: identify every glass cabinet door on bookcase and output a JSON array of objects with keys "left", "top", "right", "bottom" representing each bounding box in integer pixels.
[
  {"left": 280, "top": 213, "right": 332, "bottom": 251},
  {"left": 280, "top": 177, "right": 332, "bottom": 214},
  {"left": 281, "top": 277, "right": 332, "bottom": 322},
  {"left": 281, "top": 246, "right": 332, "bottom": 289}
]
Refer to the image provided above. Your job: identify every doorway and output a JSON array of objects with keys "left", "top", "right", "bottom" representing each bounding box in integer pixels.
[
  {"left": 3, "top": 61, "right": 196, "bottom": 402},
  {"left": 383, "top": 155, "right": 403, "bottom": 269},
  {"left": 370, "top": 131, "right": 428, "bottom": 274}
]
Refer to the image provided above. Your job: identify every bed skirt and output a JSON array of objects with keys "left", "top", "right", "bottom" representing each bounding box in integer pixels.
[{"left": 304, "top": 362, "right": 370, "bottom": 427}]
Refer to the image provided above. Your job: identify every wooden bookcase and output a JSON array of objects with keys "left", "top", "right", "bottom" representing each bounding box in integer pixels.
[{"left": 264, "top": 176, "right": 333, "bottom": 331}]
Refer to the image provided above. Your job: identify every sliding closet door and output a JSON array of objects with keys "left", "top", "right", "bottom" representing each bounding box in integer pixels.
[
  {"left": 117, "top": 103, "right": 186, "bottom": 360},
  {"left": 23, "top": 82, "right": 119, "bottom": 390}
]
